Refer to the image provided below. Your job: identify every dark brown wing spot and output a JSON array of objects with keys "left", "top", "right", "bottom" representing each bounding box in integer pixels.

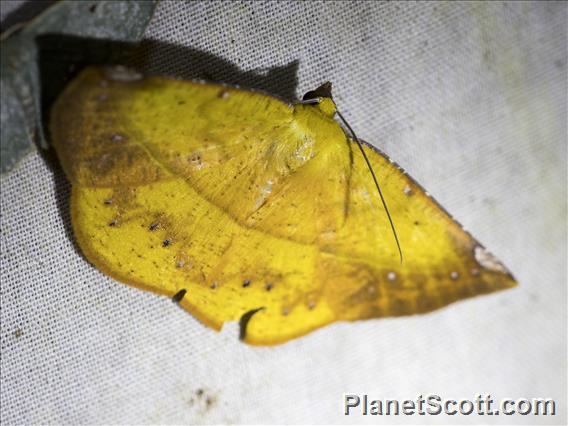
[
  {"left": 239, "top": 307, "right": 265, "bottom": 341},
  {"left": 172, "top": 289, "right": 187, "bottom": 303}
]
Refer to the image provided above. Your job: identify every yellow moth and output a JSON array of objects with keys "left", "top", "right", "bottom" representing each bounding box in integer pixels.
[{"left": 50, "top": 66, "right": 516, "bottom": 345}]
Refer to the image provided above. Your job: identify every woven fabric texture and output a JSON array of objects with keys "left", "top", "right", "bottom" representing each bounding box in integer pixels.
[{"left": 1, "top": 1, "right": 566, "bottom": 424}]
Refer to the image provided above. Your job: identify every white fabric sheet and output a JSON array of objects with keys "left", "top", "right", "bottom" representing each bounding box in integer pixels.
[{"left": 1, "top": 1, "right": 566, "bottom": 424}]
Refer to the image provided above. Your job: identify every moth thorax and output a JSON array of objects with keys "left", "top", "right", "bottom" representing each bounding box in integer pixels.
[{"left": 316, "top": 97, "right": 337, "bottom": 117}]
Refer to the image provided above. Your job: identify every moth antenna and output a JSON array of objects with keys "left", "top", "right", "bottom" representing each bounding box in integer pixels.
[{"left": 336, "top": 110, "right": 404, "bottom": 264}]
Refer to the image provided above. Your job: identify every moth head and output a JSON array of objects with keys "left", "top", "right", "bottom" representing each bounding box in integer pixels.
[{"left": 302, "top": 82, "right": 336, "bottom": 118}]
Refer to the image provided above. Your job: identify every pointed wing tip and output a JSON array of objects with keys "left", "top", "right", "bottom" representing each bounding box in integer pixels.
[
  {"left": 472, "top": 245, "right": 518, "bottom": 289},
  {"left": 493, "top": 274, "right": 518, "bottom": 292},
  {"left": 502, "top": 272, "right": 518, "bottom": 289}
]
